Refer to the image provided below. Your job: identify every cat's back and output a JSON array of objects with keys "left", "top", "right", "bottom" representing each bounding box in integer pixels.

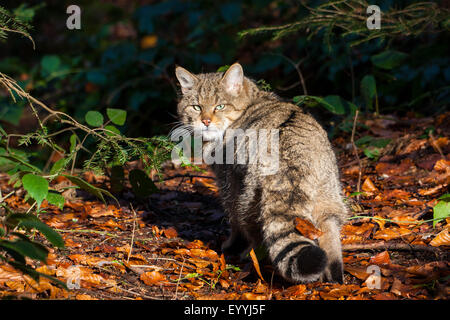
[{"left": 233, "top": 96, "right": 330, "bottom": 149}]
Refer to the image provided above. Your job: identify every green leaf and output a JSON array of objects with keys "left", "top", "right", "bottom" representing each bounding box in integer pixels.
[
  {"left": 322, "top": 95, "right": 346, "bottom": 115},
  {"left": 433, "top": 199, "right": 450, "bottom": 228},
  {"left": 85, "top": 111, "right": 104, "bottom": 127},
  {"left": 360, "top": 74, "right": 377, "bottom": 110},
  {"left": 21, "top": 173, "right": 48, "bottom": 208},
  {"left": 106, "top": 108, "right": 127, "bottom": 126},
  {"left": 363, "top": 147, "right": 381, "bottom": 160},
  {"left": 69, "top": 134, "right": 77, "bottom": 153},
  {"left": 50, "top": 158, "right": 66, "bottom": 175},
  {"left": 293, "top": 95, "right": 348, "bottom": 115},
  {"left": 104, "top": 125, "right": 121, "bottom": 136},
  {"left": 6, "top": 213, "right": 65, "bottom": 248},
  {"left": 62, "top": 174, "right": 119, "bottom": 205},
  {"left": 217, "top": 65, "right": 230, "bottom": 72},
  {"left": 46, "top": 191, "right": 65, "bottom": 210},
  {"left": 129, "top": 169, "right": 158, "bottom": 198},
  {"left": 41, "top": 55, "right": 61, "bottom": 77},
  {"left": 371, "top": 50, "right": 408, "bottom": 70},
  {"left": 0, "top": 154, "right": 41, "bottom": 173},
  {"left": 0, "top": 239, "right": 48, "bottom": 263}
]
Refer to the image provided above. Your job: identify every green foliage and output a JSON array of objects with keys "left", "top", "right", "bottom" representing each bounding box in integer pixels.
[
  {"left": 293, "top": 95, "right": 356, "bottom": 115},
  {"left": 370, "top": 50, "right": 409, "bottom": 70},
  {"left": 239, "top": 1, "right": 449, "bottom": 47},
  {"left": 0, "top": 210, "right": 66, "bottom": 288},
  {"left": 355, "top": 135, "right": 391, "bottom": 160},
  {"left": 21, "top": 173, "right": 48, "bottom": 209},
  {"left": 433, "top": 194, "right": 450, "bottom": 228},
  {"left": 360, "top": 75, "right": 377, "bottom": 112},
  {"left": 85, "top": 111, "right": 104, "bottom": 127},
  {"left": 107, "top": 108, "right": 127, "bottom": 126},
  {"left": 0, "top": 5, "right": 34, "bottom": 46}
]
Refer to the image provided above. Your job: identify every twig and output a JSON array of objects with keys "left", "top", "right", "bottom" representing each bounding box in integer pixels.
[
  {"left": 350, "top": 109, "right": 362, "bottom": 199},
  {"left": 275, "top": 54, "right": 308, "bottom": 95},
  {"left": 173, "top": 257, "right": 186, "bottom": 300},
  {"left": 54, "top": 228, "right": 118, "bottom": 238},
  {"left": 342, "top": 242, "right": 442, "bottom": 254},
  {"left": 160, "top": 174, "right": 215, "bottom": 182},
  {"left": 127, "top": 204, "right": 138, "bottom": 263}
]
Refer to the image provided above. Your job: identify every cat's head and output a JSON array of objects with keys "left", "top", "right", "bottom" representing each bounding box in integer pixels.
[{"left": 175, "top": 63, "right": 253, "bottom": 141}]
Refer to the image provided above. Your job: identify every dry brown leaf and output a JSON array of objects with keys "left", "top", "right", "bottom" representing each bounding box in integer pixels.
[
  {"left": 140, "top": 271, "right": 166, "bottom": 286},
  {"left": 282, "top": 284, "right": 307, "bottom": 297},
  {"left": 382, "top": 189, "right": 411, "bottom": 200},
  {"left": 76, "top": 294, "right": 98, "bottom": 300},
  {"left": 362, "top": 177, "right": 378, "bottom": 193},
  {"left": 162, "top": 227, "right": 178, "bottom": 239},
  {"left": 249, "top": 248, "right": 265, "bottom": 282},
  {"left": 373, "top": 227, "right": 411, "bottom": 240},
  {"left": 294, "top": 217, "right": 323, "bottom": 240},
  {"left": 241, "top": 292, "right": 267, "bottom": 300},
  {"left": 434, "top": 159, "right": 450, "bottom": 172},
  {"left": 375, "top": 159, "right": 414, "bottom": 176},
  {"left": 345, "top": 266, "right": 370, "bottom": 280},
  {"left": 429, "top": 228, "right": 450, "bottom": 247},
  {"left": 418, "top": 185, "right": 446, "bottom": 196},
  {"left": 0, "top": 265, "right": 25, "bottom": 282},
  {"left": 369, "top": 251, "right": 391, "bottom": 265}
]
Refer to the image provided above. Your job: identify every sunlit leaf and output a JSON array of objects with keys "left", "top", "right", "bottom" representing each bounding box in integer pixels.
[
  {"left": 85, "top": 111, "right": 104, "bottom": 127},
  {"left": 22, "top": 173, "right": 48, "bottom": 208},
  {"left": 106, "top": 108, "right": 127, "bottom": 126}
]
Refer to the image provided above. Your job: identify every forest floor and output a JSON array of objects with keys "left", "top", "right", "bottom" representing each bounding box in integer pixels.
[{"left": 0, "top": 112, "right": 449, "bottom": 300}]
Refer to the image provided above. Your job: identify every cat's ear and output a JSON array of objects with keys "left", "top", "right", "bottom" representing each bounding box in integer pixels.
[
  {"left": 175, "top": 66, "right": 198, "bottom": 94},
  {"left": 221, "top": 63, "right": 244, "bottom": 96}
]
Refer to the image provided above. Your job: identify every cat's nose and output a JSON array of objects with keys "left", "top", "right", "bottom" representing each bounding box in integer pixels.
[{"left": 202, "top": 119, "right": 211, "bottom": 127}]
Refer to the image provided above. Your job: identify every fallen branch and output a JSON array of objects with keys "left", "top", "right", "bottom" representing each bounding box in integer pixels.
[
  {"left": 161, "top": 174, "right": 215, "bottom": 181},
  {"left": 342, "top": 242, "right": 442, "bottom": 254}
]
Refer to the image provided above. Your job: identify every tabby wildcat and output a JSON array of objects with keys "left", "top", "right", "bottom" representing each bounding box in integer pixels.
[{"left": 175, "top": 63, "right": 348, "bottom": 283}]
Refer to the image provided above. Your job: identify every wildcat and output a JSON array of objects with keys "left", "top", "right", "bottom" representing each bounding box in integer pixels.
[{"left": 175, "top": 63, "right": 348, "bottom": 283}]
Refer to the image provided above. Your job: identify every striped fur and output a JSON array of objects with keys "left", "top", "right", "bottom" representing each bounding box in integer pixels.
[{"left": 175, "top": 63, "right": 349, "bottom": 283}]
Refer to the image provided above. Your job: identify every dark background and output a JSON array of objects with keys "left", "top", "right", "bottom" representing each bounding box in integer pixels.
[{"left": 1, "top": 0, "right": 449, "bottom": 139}]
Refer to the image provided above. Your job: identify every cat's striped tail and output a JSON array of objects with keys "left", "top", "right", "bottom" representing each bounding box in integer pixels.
[{"left": 262, "top": 217, "right": 328, "bottom": 283}]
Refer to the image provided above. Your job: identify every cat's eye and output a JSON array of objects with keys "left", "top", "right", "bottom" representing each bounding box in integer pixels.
[
  {"left": 215, "top": 104, "right": 225, "bottom": 111},
  {"left": 192, "top": 105, "right": 201, "bottom": 111}
]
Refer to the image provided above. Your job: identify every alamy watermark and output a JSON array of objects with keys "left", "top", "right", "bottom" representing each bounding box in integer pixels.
[{"left": 170, "top": 127, "right": 280, "bottom": 176}]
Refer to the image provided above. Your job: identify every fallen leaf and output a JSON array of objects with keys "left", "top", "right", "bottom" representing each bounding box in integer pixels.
[
  {"left": 429, "top": 228, "right": 450, "bottom": 247},
  {"left": 140, "top": 271, "right": 166, "bottom": 286},
  {"left": 162, "top": 227, "right": 178, "bottom": 239},
  {"left": 76, "top": 294, "right": 98, "bottom": 300},
  {"left": 369, "top": 251, "right": 391, "bottom": 265},
  {"left": 375, "top": 159, "right": 414, "bottom": 176},
  {"left": 241, "top": 292, "right": 267, "bottom": 300},
  {"left": 294, "top": 217, "right": 323, "bottom": 240},
  {"left": 282, "top": 284, "right": 307, "bottom": 297},
  {"left": 434, "top": 159, "right": 450, "bottom": 172},
  {"left": 418, "top": 185, "right": 446, "bottom": 196},
  {"left": 373, "top": 227, "right": 411, "bottom": 240},
  {"left": 345, "top": 266, "right": 370, "bottom": 280},
  {"left": 362, "top": 177, "right": 378, "bottom": 193},
  {"left": 249, "top": 248, "right": 265, "bottom": 282},
  {"left": 382, "top": 189, "right": 411, "bottom": 200}
]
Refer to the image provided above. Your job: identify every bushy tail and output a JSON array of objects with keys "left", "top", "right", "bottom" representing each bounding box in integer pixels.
[{"left": 262, "top": 218, "right": 328, "bottom": 283}]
